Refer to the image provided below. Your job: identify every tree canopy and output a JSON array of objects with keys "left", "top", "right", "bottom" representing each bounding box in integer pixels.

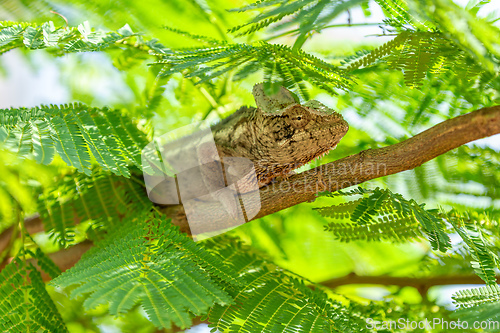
[{"left": 0, "top": 0, "right": 500, "bottom": 332}]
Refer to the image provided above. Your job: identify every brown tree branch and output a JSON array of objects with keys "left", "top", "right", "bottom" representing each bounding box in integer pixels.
[
  {"left": 321, "top": 272, "right": 495, "bottom": 289},
  {"left": 251, "top": 105, "right": 500, "bottom": 218},
  {"left": 0, "top": 240, "right": 93, "bottom": 279},
  {"left": 164, "top": 104, "right": 500, "bottom": 232},
  {"left": 1, "top": 105, "right": 500, "bottom": 277},
  {"left": 320, "top": 272, "right": 497, "bottom": 297}
]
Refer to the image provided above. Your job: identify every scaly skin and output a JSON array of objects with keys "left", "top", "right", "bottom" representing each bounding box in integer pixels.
[{"left": 211, "top": 101, "right": 349, "bottom": 188}]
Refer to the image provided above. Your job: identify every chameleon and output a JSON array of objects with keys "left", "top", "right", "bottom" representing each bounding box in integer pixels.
[
  {"left": 208, "top": 83, "right": 349, "bottom": 188},
  {"left": 143, "top": 83, "right": 348, "bottom": 234}
]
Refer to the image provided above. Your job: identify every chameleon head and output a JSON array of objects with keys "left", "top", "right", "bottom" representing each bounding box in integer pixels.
[
  {"left": 253, "top": 100, "right": 348, "bottom": 169},
  {"left": 250, "top": 84, "right": 349, "bottom": 179}
]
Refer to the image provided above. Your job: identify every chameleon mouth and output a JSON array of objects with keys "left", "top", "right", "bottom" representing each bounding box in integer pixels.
[
  {"left": 305, "top": 144, "right": 337, "bottom": 164},
  {"left": 316, "top": 147, "right": 334, "bottom": 159}
]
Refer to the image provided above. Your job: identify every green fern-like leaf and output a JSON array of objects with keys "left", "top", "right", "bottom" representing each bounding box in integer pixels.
[
  {"left": 65, "top": 22, "right": 135, "bottom": 52},
  {"left": 324, "top": 213, "right": 423, "bottom": 243},
  {"left": 0, "top": 20, "right": 139, "bottom": 56},
  {"left": 228, "top": 0, "right": 314, "bottom": 36},
  {"left": 228, "top": 0, "right": 369, "bottom": 47},
  {"left": 318, "top": 186, "right": 374, "bottom": 197},
  {"left": 31, "top": 248, "right": 62, "bottom": 280},
  {"left": 451, "top": 300, "right": 500, "bottom": 326},
  {"left": 38, "top": 168, "right": 152, "bottom": 247},
  {"left": 154, "top": 41, "right": 352, "bottom": 98},
  {"left": 314, "top": 198, "right": 362, "bottom": 219},
  {"left": 399, "top": 33, "right": 440, "bottom": 88},
  {"left": 0, "top": 104, "right": 149, "bottom": 176},
  {"left": 0, "top": 24, "right": 28, "bottom": 54},
  {"left": 450, "top": 216, "right": 499, "bottom": 285},
  {"left": 410, "top": 0, "right": 500, "bottom": 73},
  {"left": 204, "top": 237, "right": 367, "bottom": 332},
  {"left": 453, "top": 284, "right": 500, "bottom": 308},
  {"left": 374, "top": 0, "right": 432, "bottom": 29},
  {"left": 0, "top": 256, "right": 68, "bottom": 333},
  {"left": 318, "top": 187, "right": 451, "bottom": 251},
  {"left": 23, "top": 25, "right": 45, "bottom": 49},
  {"left": 350, "top": 188, "right": 391, "bottom": 224},
  {"left": 409, "top": 205, "right": 450, "bottom": 252},
  {"left": 51, "top": 214, "right": 232, "bottom": 330},
  {"left": 343, "top": 28, "right": 487, "bottom": 88},
  {"left": 375, "top": 0, "right": 412, "bottom": 25},
  {"left": 163, "top": 26, "right": 225, "bottom": 46},
  {"left": 344, "top": 32, "right": 411, "bottom": 71}
]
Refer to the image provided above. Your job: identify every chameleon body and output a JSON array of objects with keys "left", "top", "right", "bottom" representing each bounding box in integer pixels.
[
  {"left": 143, "top": 83, "right": 349, "bottom": 236},
  {"left": 145, "top": 83, "right": 348, "bottom": 214}
]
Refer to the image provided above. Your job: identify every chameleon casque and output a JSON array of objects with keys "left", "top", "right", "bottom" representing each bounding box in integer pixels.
[{"left": 144, "top": 83, "right": 348, "bottom": 236}]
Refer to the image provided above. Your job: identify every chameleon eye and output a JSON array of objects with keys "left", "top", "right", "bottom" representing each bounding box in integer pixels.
[
  {"left": 287, "top": 112, "right": 309, "bottom": 129},
  {"left": 284, "top": 105, "right": 310, "bottom": 128}
]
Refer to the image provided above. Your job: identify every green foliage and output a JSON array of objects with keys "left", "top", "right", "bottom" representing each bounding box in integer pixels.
[
  {"left": 323, "top": 213, "right": 422, "bottom": 243},
  {"left": 374, "top": 0, "right": 415, "bottom": 27},
  {"left": 228, "top": 0, "right": 369, "bottom": 49},
  {"left": 0, "top": 150, "right": 55, "bottom": 232},
  {"left": 343, "top": 30, "right": 487, "bottom": 88},
  {"left": 319, "top": 192, "right": 500, "bottom": 317},
  {"left": 0, "top": 103, "right": 149, "bottom": 177},
  {"left": 152, "top": 0, "right": 499, "bottom": 92},
  {"left": 203, "top": 237, "right": 369, "bottom": 333},
  {"left": 433, "top": 145, "right": 500, "bottom": 211},
  {"left": 1, "top": 0, "right": 500, "bottom": 331},
  {"left": 38, "top": 168, "right": 152, "bottom": 247},
  {"left": 317, "top": 187, "right": 451, "bottom": 251},
  {"left": 0, "top": 21, "right": 140, "bottom": 56},
  {"left": 318, "top": 187, "right": 373, "bottom": 197},
  {"left": 409, "top": 0, "right": 500, "bottom": 73},
  {"left": 155, "top": 39, "right": 353, "bottom": 98},
  {"left": 337, "top": 0, "right": 500, "bottom": 88},
  {"left": 316, "top": 198, "right": 363, "bottom": 219},
  {"left": 449, "top": 214, "right": 499, "bottom": 285},
  {"left": 50, "top": 215, "right": 376, "bottom": 331},
  {"left": 343, "top": 32, "right": 410, "bottom": 71},
  {"left": 228, "top": 0, "right": 318, "bottom": 37},
  {"left": 452, "top": 300, "right": 500, "bottom": 329},
  {"left": 51, "top": 214, "right": 233, "bottom": 329},
  {"left": 0, "top": 253, "right": 67, "bottom": 332},
  {"left": 453, "top": 284, "right": 500, "bottom": 308},
  {"left": 445, "top": 211, "right": 500, "bottom": 313}
]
